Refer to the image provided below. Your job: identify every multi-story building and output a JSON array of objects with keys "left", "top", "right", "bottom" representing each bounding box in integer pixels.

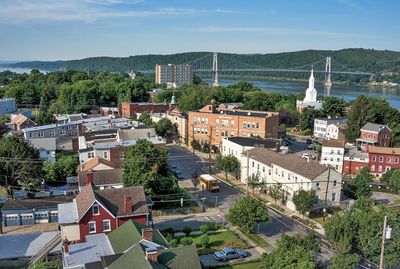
[
  {"left": 313, "top": 117, "right": 347, "bottom": 139},
  {"left": 120, "top": 102, "right": 169, "bottom": 118},
  {"left": 356, "top": 123, "right": 392, "bottom": 150},
  {"left": 343, "top": 151, "right": 369, "bottom": 176},
  {"left": 58, "top": 184, "right": 150, "bottom": 242},
  {"left": 241, "top": 147, "right": 342, "bottom": 211},
  {"left": 320, "top": 140, "right": 346, "bottom": 173},
  {"left": 22, "top": 122, "right": 81, "bottom": 140},
  {"left": 188, "top": 103, "right": 279, "bottom": 149},
  {"left": 155, "top": 64, "right": 193, "bottom": 88},
  {"left": 0, "top": 98, "right": 16, "bottom": 115},
  {"left": 221, "top": 136, "right": 279, "bottom": 160},
  {"left": 368, "top": 146, "right": 400, "bottom": 177},
  {"left": 78, "top": 169, "right": 123, "bottom": 191},
  {"left": 325, "top": 123, "right": 346, "bottom": 140},
  {"left": 10, "top": 113, "right": 36, "bottom": 132}
]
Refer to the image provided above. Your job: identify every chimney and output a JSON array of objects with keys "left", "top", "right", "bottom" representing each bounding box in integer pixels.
[
  {"left": 123, "top": 195, "right": 132, "bottom": 214},
  {"left": 142, "top": 228, "right": 153, "bottom": 241},
  {"left": 63, "top": 240, "right": 69, "bottom": 255},
  {"left": 145, "top": 247, "right": 158, "bottom": 262},
  {"left": 87, "top": 170, "right": 94, "bottom": 185}
]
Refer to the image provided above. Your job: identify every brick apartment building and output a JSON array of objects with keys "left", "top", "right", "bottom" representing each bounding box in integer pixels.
[
  {"left": 120, "top": 102, "right": 170, "bottom": 118},
  {"left": 368, "top": 146, "right": 400, "bottom": 177},
  {"left": 343, "top": 151, "right": 369, "bottom": 176},
  {"left": 188, "top": 102, "right": 279, "bottom": 149},
  {"left": 356, "top": 123, "right": 391, "bottom": 150}
]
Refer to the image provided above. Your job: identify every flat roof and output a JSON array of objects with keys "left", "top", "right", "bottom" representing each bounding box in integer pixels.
[{"left": 22, "top": 122, "right": 79, "bottom": 132}]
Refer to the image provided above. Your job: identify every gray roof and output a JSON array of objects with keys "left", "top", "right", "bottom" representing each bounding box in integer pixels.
[
  {"left": 226, "top": 137, "right": 279, "bottom": 148},
  {"left": 63, "top": 234, "right": 115, "bottom": 268},
  {"left": 29, "top": 137, "right": 57, "bottom": 151},
  {"left": 360, "top": 122, "right": 391, "bottom": 133},
  {"left": 78, "top": 169, "right": 123, "bottom": 187},
  {"left": 0, "top": 231, "right": 60, "bottom": 259},
  {"left": 2, "top": 197, "right": 69, "bottom": 210},
  {"left": 117, "top": 128, "right": 156, "bottom": 142},
  {"left": 22, "top": 122, "right": 79, "bottom": 133},
  {"left": 245, "top": 147, "right": 328, "bottom": 180},
  {"left": 57, "top": 201, "right": 78, "bottom": 224}
]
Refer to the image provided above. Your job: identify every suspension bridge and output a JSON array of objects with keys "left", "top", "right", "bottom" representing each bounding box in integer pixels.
[{"left": 140, "top": 52, "right": 373, "bottom": 86}]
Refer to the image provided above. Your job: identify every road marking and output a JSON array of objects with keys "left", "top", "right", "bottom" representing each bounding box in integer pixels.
[
  {"left": 209, "top": 216, "right": 217, "bottom": 222},
  {"left": 204, "top": 217, "right": 210, "bottom": 221}
]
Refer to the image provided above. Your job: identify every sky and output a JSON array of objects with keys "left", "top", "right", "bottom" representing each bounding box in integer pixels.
[{"left": 0, "top": 0, "right": 399, "bottom": 61}]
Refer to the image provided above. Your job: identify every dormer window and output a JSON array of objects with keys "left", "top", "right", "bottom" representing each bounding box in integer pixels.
[{"left": 92, "top": 204, "right": 100, "bottom": 215}]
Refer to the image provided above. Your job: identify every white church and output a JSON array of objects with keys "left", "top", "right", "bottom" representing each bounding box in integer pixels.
[{"left": 296, "top": 68, "right": 322, "bottom": 113}]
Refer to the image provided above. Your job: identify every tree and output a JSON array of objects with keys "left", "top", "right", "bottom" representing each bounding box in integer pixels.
[
  {"left": 200, "top": 234, "right": 210, "bottom": 248},
  {"left": 200, "top": 224, "right": 209, "bottom": 234},
  {"left": 155, "top": 118, "right": 173, "bottom": 138},
  {"left": 382, "top": 168, "right": 400, "bottom": 194},
  {"left": 260, "top": 233, "right": 320, "bottom": 269},
  {"left": 300, "top": 107, "right": 322, "bottom": 131},
  {"left": 292, "top": 189, "right": 316, "bottom": 218},
  {"left": 123, "top": 139, "right": 178, "bottom": 195},
  {"left": 190, "top": 140, "right": 201, "bottom": 151},
  {"left": 55, "top": 154, "right": 79, "bottom": 179},
  {"left": 0, "top": 122, "right": 8, "bottom": 137},
  {"left": 321, "top": 96, "right": 346, "bottom": 117},
  {"left": 351, "top": 167, "right": 373, "bottom": 199},
  {"left": 43, "top": 160, "right": 57, "bottom": 181},
  {"left": 345, "top": 96, "right": 375, "bottom": 142},
  {"left": 269, "top": 183, "right": 283, "bottom": 204},
  {"left": 182, "top": 226, "right": 192, "bottom": 237},
  {"left": 227, "top": 196, "right": 270, "bottom": 232},
  {"left": 0, "top": 136, "right": 43, "bottom": 191},
  {"left": 138, "top": 111, "right": 153, "bottom": 127},
  {"left": 246, "top": 172, "right": 261, "bottom": 195},
  {"left": 29, "top": 260, "right": 62, "bottom": 269},
  {"left": 215, "top": 154, "right": 239, "bottom": 182},
  {"left": 0, "top": 115, "right": 10, "bottom": 124},
  {"left": 329, "top": 254, "right": 360, "bottom": 269}
]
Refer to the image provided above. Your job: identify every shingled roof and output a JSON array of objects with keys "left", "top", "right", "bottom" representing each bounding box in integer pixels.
[
  {"left": 79, "top": 157, "right": 119, "bottom": 172},
  {"left": 245, "top": 147, "right": 328, "bottom": 180},
  {"left": 75, "top": 184, "right": 148, "bottom": 220},
  {"left": 360, "top": 122, "right": 391, "bottom": 133},
  {"left": 78, "top": 169, "right": 123, "bottom": 187}
]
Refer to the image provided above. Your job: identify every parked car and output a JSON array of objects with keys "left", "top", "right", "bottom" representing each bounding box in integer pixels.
[
  {"left": 306, "top": 139, "right": 312, "bottom": 144},
  {"left": 282, "top": 140, "right": 292, "bottom": 146},
  {"left": 302, "top": 153, "right": 316, "bottom": 160},
  {"left": 175, "top": 171, "right": 184, "bottom": 180},
  {"left": 305, "top": 145, "right": 316, "bottom": 151},
  {"left": 214, "top": 248, "right": 247, "bottom": 261}
]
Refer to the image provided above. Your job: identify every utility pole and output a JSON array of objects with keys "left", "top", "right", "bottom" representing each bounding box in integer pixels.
[
  {"left": 246, "top": 151, "right": 249, "bottom": 195},
  {"left": 323, "top": 166, "right": 331, "bottom": 221},
  {"left": 192, "top": 124, "right": 195, "bottom": 154},
  {"left": 208, "top": 127, "right": 212, "bottom": 173},
  {"left": 379, "top": 215, "right": 388, "bottom": 269}
]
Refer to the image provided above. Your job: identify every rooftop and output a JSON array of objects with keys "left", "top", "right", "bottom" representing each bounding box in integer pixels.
[
  {"left": 360, "top": 122, "right": 391, "bottom": 133},
  {"left": 22, "top": 122, "right": 79, "bottom": 133},
  {"left": 226, "top": 136, "right": 279, "bottom": 148},
  {"left": 2, "top": 196, "right": 70, "bottom": 210},
  {"left": 63, "top": 234, "right": 115, "bottom": 268},
  {"left": 78, "top": 169, "right": 123, "bottom": 187},
  {"left": 322, "top": 139, "right": 346, "bottom": 148},
  {"left": 245, "top": 147, "right": 328, "bottom": 179},
  {"left": 368, "top": 146, "right": 400, "bottom": 155}
]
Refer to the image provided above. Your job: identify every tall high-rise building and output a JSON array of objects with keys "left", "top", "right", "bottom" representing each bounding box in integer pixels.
[{"left": 155, "top": 64, "right": 193, "bottom": 88}]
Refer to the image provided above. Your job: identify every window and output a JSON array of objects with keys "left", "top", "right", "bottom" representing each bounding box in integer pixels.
[
  {"left": 103, "top": 152, "right": 108, "bottom": 159},
  {"left": 269, "top": 169, "right": 271, "bottom": 175},
  {"left": 316, "top": 182, "right": 320, "bottom": 190},
  {"left": 395, "top": 158, "right": 399, "bottom": 164},
  {"left": 252, "top": 122, "right": 256, "bottom": 128},
  {"left": 88, "top": 152, "right": 94, "bottom": 158},
  {"left": 378, "top": 166, "right": 382, "bottom": 172},
  {"left": 371, "top": 165, "right": 375, "bottom": 172},
  {"left": 256, "top": 123, "right": 259, "bottom": 128},
  {"left": 333, "top": 180, "right": 337, "bottom": 187},
  {"left": 379, "top": 156, "right": 383, "bottom": 162},
  {"left": 92, "top": 204, "right": 100, "bottom": 215},
  {"left": 252, "top": 161, "right": 254, "bottom": 168},
  {"left": 50, "top": 131, "right": 55, "bottom": 137},
  {"left": 262, "top": 166, "right": 265, "bottom": 172},
  {"left": 89, "top": 221, "right": 96, "bottom": 233},
  {"left": 39, "top": 131, "right": 44, "bottom": 137},
  {"left": 372, "top": 156, "right": 376, "bottom": 162},
  {"left": 387, "top": 157, "right": 391, "bottom": 163},
  {"left": 103, "top": 220, "right": 111, "bottom": 232},
  {"left": 243, "top": 122, "right": 246, "bottom": 128},
  {"left": 332, "top": 192, "right": 336, "bottom": 202},
  {"left": 60, "top": 130, "right": 66, "bottom": 135}
]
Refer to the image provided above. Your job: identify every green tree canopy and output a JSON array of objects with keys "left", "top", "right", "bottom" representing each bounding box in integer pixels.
[
  {"left": 300, "top": 107, "right": 322, "bottom": 131},
  {"left": 329, "top": 254, "right": 360, "bottom": 269},
  {"left": 321, "top": 96, "right": 347, "bottom": 117},
  {"left": 269, "top": 183, "right": 283, "bottom": 204},
  {"left": 123, "top": 139, "right": 178, "bottom": 195},
  {"left": 0, "top": 136, "right": 43, "bottom": 191},
  {"left": 226, "top": 196, "right": 270, "bottom": 232},
  {"left": 155, "top": 118, "right": 173, "bottom": 138},
  {"left": 381, "top": 168, "right": 400, "bottom": 194},
  {"left": 292, "top": 189, "right": 316, "bottom": 217},
  {"left": 215, "top": 154, "right": 239, "bottom": 181},
  {"left": 351, "top": 167, "right": 373, "bottom": 199},
  {"left": 138, "top": 111, "right": 153, "bottom": 127}
]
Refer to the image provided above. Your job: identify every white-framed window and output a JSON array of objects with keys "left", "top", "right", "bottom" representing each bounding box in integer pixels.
[
  {"left": 88, "top": 221, "right": 96, "bottom": 233},
  {"left": 60, "top": 130, "right": 66, "bottom": 135},
  {"left": 387, "top": 157, "right": 391, "bottom": 163},
  {"left": 39, "top": 131, "right": 44, "bottom": 137},
  {"left": 372, "top": 156, "right": 376, "bottom": 162},
  {"left": 50, "top": 131, "right": 55, "bottom": 137},
  {"left": 92, "top": 204, "right": 100, "bottom": 215},
  {"left": 316, "top": 182, "right": 320, "bottom": 190},
  {"left": 395, "top": 158, "right": 399, "bottom": 164},
  {"left": 379, "top": 156, "right": 383, "bottom": 162},
  {"left": 103, "top": 152, "right": 108, "bottom": 159},
  {"left": 88, "top": 152, "right": 94, "bottom": 158},
  {"left": 103, "top": 220, "right": 111, "bottom": 232},
  {"left": 256, "top": 123, "right": 259, "bottom": 128},
  {"left": 371, "top": 165, "right": 375, "bottom": 172},
  {"left": 243, "top": 122, "right": 246, "bottom": 128}
]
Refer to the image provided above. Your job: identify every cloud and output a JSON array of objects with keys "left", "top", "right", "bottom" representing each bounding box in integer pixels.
[
  {"left": 0, "top": 0, "right": 233, "bottom": 24},
  {"left": 191, "top": 26, "right": 376, "bottom": 39}
]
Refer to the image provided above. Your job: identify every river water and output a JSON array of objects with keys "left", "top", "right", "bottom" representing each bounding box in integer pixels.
[
  {"left": 203, "top": 77, "right": 400, "bottom": 109},
  {"left": 1, "top": 65, "right": 399, "bottom": 109}
]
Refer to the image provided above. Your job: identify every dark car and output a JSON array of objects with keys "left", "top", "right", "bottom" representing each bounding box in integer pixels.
[
  {"left": 306, "top": 139, "right": 312, "bottom": 144},
  {"left": 175, "top": 171, "right": 184, "bottom": 180},
  {"left": 305, "top": 145, "right": 316, "bottom": 151},
  {"left": 214, "top": 248, "right": 247, "bottom": 261}
]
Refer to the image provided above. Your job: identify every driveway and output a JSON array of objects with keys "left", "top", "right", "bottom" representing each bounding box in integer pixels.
[
  {"left": 200, "top": 248, "right": 261, "bottom": 268},
  {"left": 372, "top": 191, "right": 400, "bottom": 205}
]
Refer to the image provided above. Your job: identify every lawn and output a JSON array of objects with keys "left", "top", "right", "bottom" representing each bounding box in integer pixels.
[
  {"left": 238, "top": 228, "right": 270, "bottom": 248},
  {"left": 214, "top": 260, "right": 263, "bottom": 269},
  {"left": 176, "top": 231, "right": 249, "bottom": 255}
]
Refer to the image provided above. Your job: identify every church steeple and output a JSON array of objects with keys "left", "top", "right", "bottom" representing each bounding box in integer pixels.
[{"left": 308, "top": 67, "right": 315, "bottom": 90}]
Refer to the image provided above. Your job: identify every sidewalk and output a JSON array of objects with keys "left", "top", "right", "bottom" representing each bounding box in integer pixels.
[{"left": 153, "top": 208, "right": 220, "bottom": 221}]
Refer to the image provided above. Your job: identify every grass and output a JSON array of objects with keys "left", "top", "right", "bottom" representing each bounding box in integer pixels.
[
  {"left": 269, "top": 203, "right": 285, "bottom": 212},
  {"left": 237, "top": 228, "right": 270, "bottom": 248},
  {"left": 212, "top": 260, "right": 263, "bottom": 269},
  {"left": 175, "top": 231, "right": 249, "bottom": 255},
  {"left": 394, "top": 199, "right": 400, "bottom": 205}
]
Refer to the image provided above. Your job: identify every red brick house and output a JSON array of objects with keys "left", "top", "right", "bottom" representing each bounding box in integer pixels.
[
  {"left": 120, "top": 102, "right": 169, "bottom": 118},
  {"left": 356, "top": 123, "right": 391, "bottom": 151},
  {"left": 58, "top": 183, "right": 150, "bottom": 243},
  {"left": 368, "top": 146, "right": 400, "bottom": 177},
  {"left": 343, "top": 151, "right": 369, "bottom": 176}
]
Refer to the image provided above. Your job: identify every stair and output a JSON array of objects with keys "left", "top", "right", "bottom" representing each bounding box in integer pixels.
[{"left": 29, "top": 231, "right": 61, "bottom": 265}]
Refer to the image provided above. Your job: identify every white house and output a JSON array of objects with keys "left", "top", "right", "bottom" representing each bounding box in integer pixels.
[
  {"left": 320, "top": 140, "right": 346, "bottom": 173},
  {"left": 221, "top": 136, "right": 279, "bottom": 160},
  {"left": 313, "top": 117, "right": 347, "bottom": 139},
  {"left": 325, "top": 123, "right": 346, "bottom": 140},
  {"left": 241, "top": 147, "right": 342, "bottom": 211}
]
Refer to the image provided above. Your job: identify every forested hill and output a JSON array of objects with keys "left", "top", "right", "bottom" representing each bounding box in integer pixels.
[{"left": 5, "top": 48, "right": 400, "bottom": 75}]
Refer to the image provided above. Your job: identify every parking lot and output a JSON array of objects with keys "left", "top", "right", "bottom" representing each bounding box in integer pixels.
[{"left": 284, "top": 135, "right": 320, "bottom": 161}]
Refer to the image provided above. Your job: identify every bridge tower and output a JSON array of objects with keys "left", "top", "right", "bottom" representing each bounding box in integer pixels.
[
  {"left": 212, "top": 52, "right": 219, "bottom": 87},
  {"left": 324, "top": 56, "right": 332, "bottom": 86}
]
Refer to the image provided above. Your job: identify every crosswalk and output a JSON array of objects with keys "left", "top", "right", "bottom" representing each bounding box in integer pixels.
[{"left": 203, "top": 214, "right": 225, "bottom": 224}]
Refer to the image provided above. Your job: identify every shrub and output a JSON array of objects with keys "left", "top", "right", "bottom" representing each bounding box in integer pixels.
[
  {"left": 162, "top": 227, "right": 175, "bottom": 237},
  {"left": 182, "top": 226, "right": 192, "bottom": 237},
  {"left": 200, "top": 224, "right": 209, "bottom": 234},
  {"left": 169, "top": 238, "right": 178, "bottom": 247},
  {"left": 200, "top": 234, "right": 210, "bottom": 248},
  {"left": 180, "top": 237, "right": 193, "bottom": 246}
]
